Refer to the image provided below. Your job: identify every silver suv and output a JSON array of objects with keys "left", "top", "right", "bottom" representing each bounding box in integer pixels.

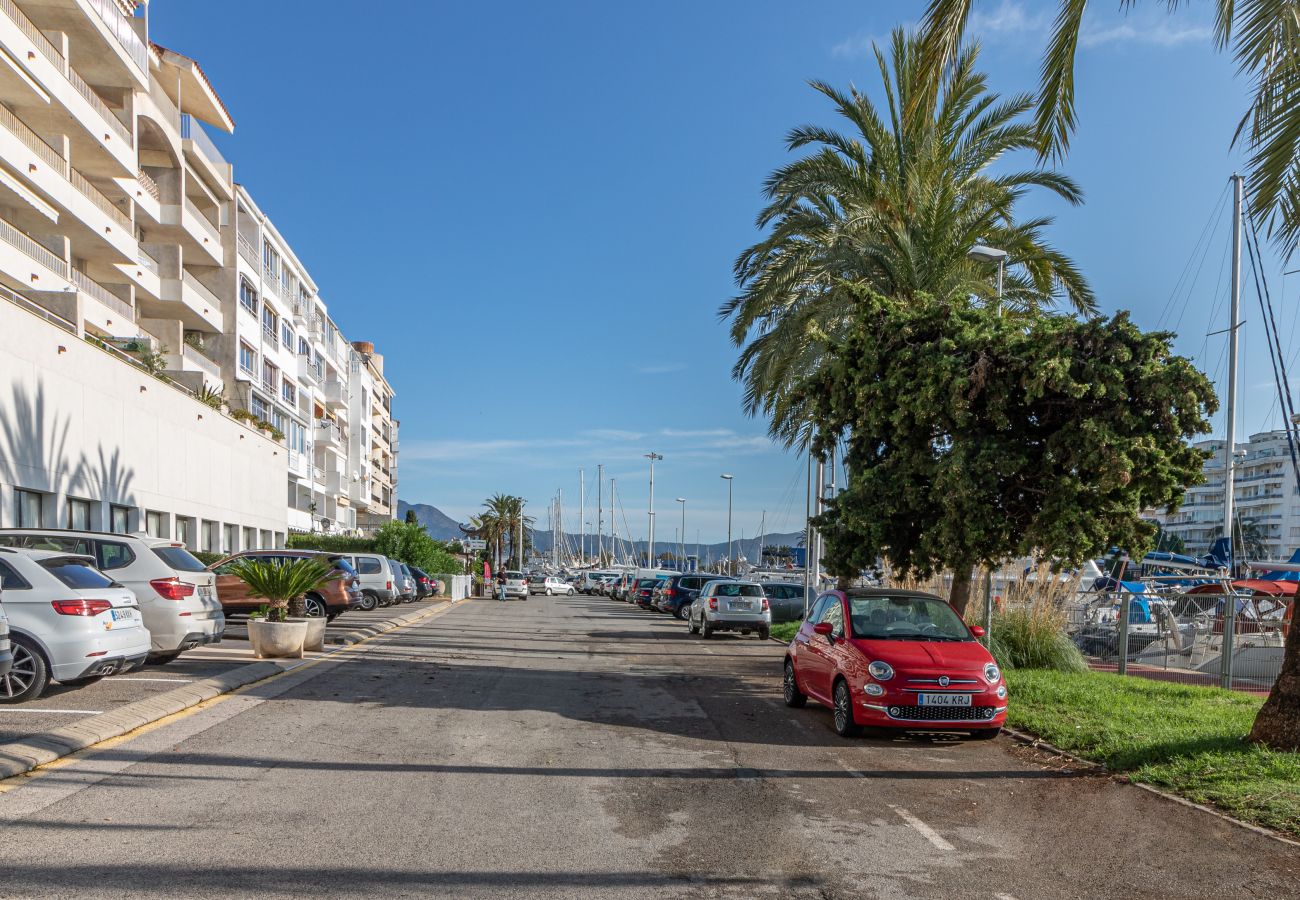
[
  {"left": 344, "top": 554, "right": 402, "bottom": 610},
  {"left": 0, "top": 600, "right": 11, "bottom": 678},
  {"left": 688, "top": 580, "right": 771, "bottom": 639},
  {"left": 0, "top": 530, "right": 223, "bottom": 663}
]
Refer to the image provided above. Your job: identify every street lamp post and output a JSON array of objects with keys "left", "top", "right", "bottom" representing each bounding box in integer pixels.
[
  {"left": 676, "top": 498, "right": 686, "bottom": 570},
  {"left": 967, "top": 243, "right": 1008, "bottom": 311},
  {"left": 720, "top": 474, "right": 734, "bottom": 574},
  {"left": 645, "top": 452, "right": 663, "bottom": 568}
]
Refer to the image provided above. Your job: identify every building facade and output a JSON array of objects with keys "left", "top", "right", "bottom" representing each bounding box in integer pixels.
[
  {"left": 1160, "top": 431, "right": 1299, "bottom": 560},
  {"left": 0, "top": 1, "right": 396, "bottom": 545}
]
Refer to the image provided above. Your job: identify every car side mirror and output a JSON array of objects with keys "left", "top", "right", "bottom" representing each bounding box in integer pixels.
[
  {"left": 813, "top": 622, "right": 833, "bottom": 637},
  {"left": 969, "top": 625, "right": 985, "bottom": 638}
]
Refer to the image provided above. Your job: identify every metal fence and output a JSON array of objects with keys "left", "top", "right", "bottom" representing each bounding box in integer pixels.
[{"left": 1062, "top": 580, "right": 1287, "bottom": 694}]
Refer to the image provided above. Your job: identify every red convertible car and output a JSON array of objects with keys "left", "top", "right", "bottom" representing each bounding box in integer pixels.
[{"left": 783, "top": 588, "right": 1007, "bottom": 739}]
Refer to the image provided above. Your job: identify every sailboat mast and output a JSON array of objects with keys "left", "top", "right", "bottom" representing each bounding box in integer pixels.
[
  {"left": 580, "top": 469, "right": 586, "bottom": 565},
  {"left": 1225, "top": 173, "right": 1243, "bottom": 570},
  {"left": 597, "top": 464, "right": 604, "bottom": 565}
]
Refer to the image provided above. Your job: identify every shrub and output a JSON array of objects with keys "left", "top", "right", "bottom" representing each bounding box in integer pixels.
[
  {"left": 286, "top": 533, "right": 376, "bottom": 553},
  {"left": 226, "top": 556, "right": 336, "bottom": 620},
  {"left": 987, "top": 605, "right": 1088, "bottom": 673},
  {"left": 191, "top": 550, "right": 224, "bottom": 566}
]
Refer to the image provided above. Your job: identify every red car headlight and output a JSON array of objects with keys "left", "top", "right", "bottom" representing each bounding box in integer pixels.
[{"left": 867, "top": 660, "right": 894, "bottom": 681}]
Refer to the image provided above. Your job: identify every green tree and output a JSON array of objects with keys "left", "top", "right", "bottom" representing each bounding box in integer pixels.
[
  {"left": 405, "top": 508, "right": 418, "bottom": 525},
  {"left": 722, "top": 30, "right": 1093, "bottom": 445},
  {"left": 372, "top": 520, "right": 462, "bottom": 574},
  {"left": 796, "top": 288, "right": 1216, "bottom": 614},
  {"left": 919, "top": 1, "right": 1300, "bottom": 255}
]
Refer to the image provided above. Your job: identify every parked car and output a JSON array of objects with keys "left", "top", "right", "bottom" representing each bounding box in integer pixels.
[
  {"left": 210, "top": 551, "right": 363, "bottom": 619},
  {"left": 392, "top": 561, "right": 417, "bottom": 602},
  {"left": 531, "top": 576, "right": 574, "bottom": 596},
  {"left": 783, "top": 589, "right": 1007, "bottom": 739},
  {"left": 631, "top": 578, "right": 660, "bottom": 609},
  {"left": 0, "top": 529, "right": 223, "bottom": 663},
  {"left": 408, "top": 566, "right": 436, "bottom": 599},
  {"left": 502, "top": 571, "right": 529, "bottom": 600},
  {"left": 343, "top": 554, "right": 403, "bottom": 609},
  {"left": 0, "top": 548, "right": 150, "bottom": 702},
  {"left": 688, "top": 580, "right": 771, "bottom": 639},
  {"left": 653, "top": 573, "right": 732, "bottom": 620},
  {"left": 761, "top": 581, "right": 815, "bottom": 623},
  {"left": 612, "top": 573, "right": 636, "bottom": 601},
  {"left": 0, "top": 601, "right": 11, "bottom": 679}
]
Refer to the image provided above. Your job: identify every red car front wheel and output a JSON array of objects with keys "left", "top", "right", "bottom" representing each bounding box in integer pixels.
[{"left": 832, "top": 679, "right": 863, "bottom": 737}]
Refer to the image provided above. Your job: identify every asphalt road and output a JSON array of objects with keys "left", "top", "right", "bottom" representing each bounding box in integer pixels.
[{"left": 0, "top": 594, "right": 1297, "bottom": 899}]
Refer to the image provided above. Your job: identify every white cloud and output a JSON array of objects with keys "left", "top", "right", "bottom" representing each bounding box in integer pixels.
[
  {"left": 581, "top": 428, "right": 645, "bottom": 441},
  {"left": 637, "top": 362, "right": 687, "bottom": 375},
  {"left": 1080, "top": 21, "right": 1212, "bottom": 49},
  {"left": 660, "top": 428, "right": 735, "bottom": 438},
  {"left": 968, "top": 0, "right": 1050, "bottom": 37}
]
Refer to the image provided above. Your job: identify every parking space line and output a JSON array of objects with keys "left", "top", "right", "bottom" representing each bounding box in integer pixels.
[
  {"left": 889, "top": 805, "right": 955, "bottom": 851},
  {"left": 111, "top": 677, "right": 195, "bottom": 683},
  {"left": 0, "top": 709, "right": 103, "bottom": 715}
]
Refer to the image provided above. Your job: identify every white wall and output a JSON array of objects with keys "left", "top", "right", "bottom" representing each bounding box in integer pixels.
[{"left": 0, "top": 301, "right": 287, "bottom": 546}]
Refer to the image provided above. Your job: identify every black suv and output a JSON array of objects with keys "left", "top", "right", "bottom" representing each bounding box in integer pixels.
[{"left": 654, "top": 573, "right": 733, "bottom": 620}]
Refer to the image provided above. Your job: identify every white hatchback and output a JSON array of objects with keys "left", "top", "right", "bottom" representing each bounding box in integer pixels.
[
  {"left": 0, "top": 548, "right": 151, "bottom": 703},
  {"left": 530, "top": 576, "right": 574, "bottom": 596}
]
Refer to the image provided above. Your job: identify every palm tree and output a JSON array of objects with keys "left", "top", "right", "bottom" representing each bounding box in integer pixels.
[
  {"left": 474, "top": 494, "right": 535, "bottom": 570},
  {"left": 722, "top": 29, "right": 1093, "bottom": 446},
  {"left": 919, "top": 0, "right": 1300, "bottom": 255}
]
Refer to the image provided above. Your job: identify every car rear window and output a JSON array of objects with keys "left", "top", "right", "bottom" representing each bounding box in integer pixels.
[
  {"left": 151, "top": 546, "right": 207, "bottom": 573},
  {"left": 42, "top": 559, "right": 116, "bottom": 589},
  {"left": 716, "top": 583, "right": 762, "bottom": 597}
]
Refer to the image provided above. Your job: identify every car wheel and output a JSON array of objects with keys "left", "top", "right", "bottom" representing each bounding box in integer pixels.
[
  {"left": 968, "top": 728, "right": 1001, "bottom": 741},
  {"left": 357, "top": 592, "right": 378, "bottom": 611},
  {"left": 546, "top": 589, "right": 553, "bottom": 596},
  {"left": 832, "top": 679, "right": 863, "bottom": 737},
  {"left": 758, "top": 626, "right": 770, "bottom": 640},
  {"left": 674, "top": 605, "right": 690, "bottom": 621},
  {"left": 1, "top": 636, "right": 49, "bottom": 703},
  {"left": 783, "top": 659, "right": 807, "bottom": 708},
  {"left": 146, "top": 652, "right": 182, "bottom": 666},
  {"left": 701, "top": 619, "right": 714, "bottom": 639},
  {"left": 303, "top": 595, "right": 327, "bottom": 618}
]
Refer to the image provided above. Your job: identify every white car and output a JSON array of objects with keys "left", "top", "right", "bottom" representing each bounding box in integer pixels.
[
  {"left": 0, "top": 529, "right": 223, "bottom": 663},
  {"left": 530, "top": 576, "right": 575, "bottom": 596},
  {"left": 0, "top": 602, "right": 10, "bottom": 678},
  {"left": 502, "top": 571, "right": 529, "bottom": 599},
  {"left": 0, "top": 548, "right": 151, "bottom": 703}
]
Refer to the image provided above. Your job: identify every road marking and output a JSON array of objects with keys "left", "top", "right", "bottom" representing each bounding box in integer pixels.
[
  {"left": 995, "top": 894, "right": 1021, "bottom": 900},
  {"left": 0, "top": 709, "right": 103, "bottom": 715},
  {"left": 890, "top": 805, "right": 955, "bottom": 851},
  {"left": 110, "top": 677, "right": 195, "bottom": 683}
]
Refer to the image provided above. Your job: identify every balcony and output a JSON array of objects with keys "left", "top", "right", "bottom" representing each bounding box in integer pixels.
[
  {"left": 314, "top": 420, "right": 341, "bottom": 451},
  {"left": 83, "top": 0, "right": 150, "bottom": 76},
  {"left": 237, "top": 232, "right": 258, "bottom": 267},
  {"left": 298, "top": 353, "right": 322, "bottom": 384},
  {"left": 0, "top": 213, "right": 68, "bottom": 284},
  {"left": 324, "top": 379, "right": 349, "bottom": 411},
  {"left": 262, "top": 262, "right": 279, "bottom": 295},
  {"left": 72, "top": 267, "right": 132, "bottom": 321},
  {"left": 180, "top": 114, "right": 232, "bottom": 199}
]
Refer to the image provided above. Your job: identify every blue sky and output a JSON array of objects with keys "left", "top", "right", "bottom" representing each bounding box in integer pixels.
[{"left": 155, "top": 1, "right": 1288, "bottom": 542}]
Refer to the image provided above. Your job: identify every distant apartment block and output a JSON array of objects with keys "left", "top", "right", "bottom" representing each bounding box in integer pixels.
[
  {"left": 1159, "top": 431, "right": 1299, "bottom": 559},
  {"left": 0, "top": 1, "right": 397, "bottom": 547}
]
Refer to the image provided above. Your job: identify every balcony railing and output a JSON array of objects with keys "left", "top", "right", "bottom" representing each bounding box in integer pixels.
[
  {"left": 0, "top": 214, "right": 68, "bottom": 277},
  {"left": 182, "top": 270, "right": 222, "bottom": 308},
  {"left": 0, "top": 281, "right": 75, "bottom": 335},
  {"left": 262, "top": 323, "right": 276, "bottom": 344},
  {"left": 183, "top": 196, "right": 221, "bottom": 246},
  {"left": 262, "top": 262, "right": 279, "bottom": 293},
  {"left": 69, "top": 167, "right": 131, "bottom": 228},
  {"left": 137, "top": 247, "right": 159, "bottom": 274},
  {"left": 237, "top": 232, "right": 258, "bottom": 266},
  {"left": 182, "top": 343, "right": 220, "bottom": 379},
  {"left": 85, "top": 0, "right": 149, "bottom": 73},
  {"left": 73, "top": 268, "right": 133, "bottom": 320},
  {"left": 180, "top": 114, "right": 229, "bottom": 169},
  {"left": 136, "top": 168, "right": 160, "bottom": 201}
]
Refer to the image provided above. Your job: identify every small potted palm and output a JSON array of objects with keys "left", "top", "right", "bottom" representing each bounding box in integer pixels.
[{"left": 230, "top": 557, "right": 336, "bottom": 658}]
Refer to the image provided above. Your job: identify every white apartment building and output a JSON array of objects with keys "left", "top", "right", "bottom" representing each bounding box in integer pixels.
[
  {"left": 0, "top": 1, "right": 396, "bottom": 546},
  {"left": 1161, "top": 431, "right": 1300, "bottom": 559}
]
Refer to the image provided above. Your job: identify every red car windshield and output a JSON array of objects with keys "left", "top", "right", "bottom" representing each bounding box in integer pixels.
[{"left": 848, "top": 595, "right": 971, "bottom": 642}]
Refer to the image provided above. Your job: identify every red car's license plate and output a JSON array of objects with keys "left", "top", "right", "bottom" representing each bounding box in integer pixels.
[{"left": 917, "top": 693, "right": 972, "bottom": 707}]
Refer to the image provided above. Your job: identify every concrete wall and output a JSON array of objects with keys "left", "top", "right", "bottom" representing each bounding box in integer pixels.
[{"left": 0, "top": 301, "right": 287, "bottom": 548}]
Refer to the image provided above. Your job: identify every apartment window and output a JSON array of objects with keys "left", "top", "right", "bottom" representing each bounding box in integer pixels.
[
  {"left": 263, "top": 241, "right": 280, "bottom": 277},
  {"left": 223, "top": 523, "right": 237, "bottom": 553},
  {"left": 290, "top": 421, "right": 307, "bottom": 454},
  {"left": 250, "top": 394, "right": 270, "bottom": 422},
  {"left": 261, "top": 361, "right": 278, "bottom": 394},
  {"left": 281, "top": 322, "right": 293, "bottom": 349},
  {"left": 239, "top": 341, "right": 256, "bottom": 374},
  {"left": 202, "top": 520, "right": 219, "bottom": 553},
  {"left": 298, "top": 337, "right": 310, "bottom": 356},
  {"left": 272, "top": 410, "right": 287, "bottom": 434},
  {"left": 261, "top": 305, "right": 276, "bottom": 337},
  {"left": 243, "top": 526, "right": 257, "bottom": 550},
  {"left": 282, "top": 380, "right": 296, "bottom": 406},
  {"left": 67, "top": 497, "right": 91, "bottom": 530},
  {"left": 16, "top": 489, "right": 43, "bottom": 527},
  {"left": 239, "top": 277, "right": 258, "bottom": 315},
  {"left": 260, "top": 529, "right": 273, "bottom": 550},
  {"left": 176, "top": 516, "right": 195, "bottom": 549},
  {"left": 110, "top": 505, "right": 131, "bottom": 534},
  {"left": 146, "top": 510, "right": 168, "bottom": 539}
]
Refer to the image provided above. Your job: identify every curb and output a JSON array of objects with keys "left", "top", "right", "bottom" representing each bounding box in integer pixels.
[
  {"left": 1000, "top": 726, "right": 1106, "bottom": 772},
  {"left": 330, "top": 599, "right": 454, "bottom": 645},
  {"left": 0, "top": 661, "right": 281, "bottom": 780}
]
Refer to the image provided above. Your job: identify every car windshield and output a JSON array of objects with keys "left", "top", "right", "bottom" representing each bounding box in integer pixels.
[
  {"left": 506, "top": 572, "right": 523, "bottom": 579},
  {"left": 848, "top": 594, "right": 971, "bottom": 641},
  {"left": 715, "top": 583, "right": 762, "bottom": 597}
]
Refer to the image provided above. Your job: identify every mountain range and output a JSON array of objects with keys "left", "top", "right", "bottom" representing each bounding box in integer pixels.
[{"left": 398, "top": 499, "right": 804, "bottom": 563}]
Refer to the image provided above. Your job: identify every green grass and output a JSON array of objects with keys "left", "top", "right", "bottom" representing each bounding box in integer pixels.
[
  {"left": 1006, "top": 670, "right": 1300, "bottom": 838},
  {"left": 770, "top": 621, "right": 800, "bottom": 643}
]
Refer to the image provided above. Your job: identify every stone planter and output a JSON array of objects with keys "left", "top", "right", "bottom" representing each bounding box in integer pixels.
[
  {"left": 247, "top": 619, "right": 308, "bottom": 659},
  {"left": 286, "top": 616, "right": 327, "bottom": 652}
]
